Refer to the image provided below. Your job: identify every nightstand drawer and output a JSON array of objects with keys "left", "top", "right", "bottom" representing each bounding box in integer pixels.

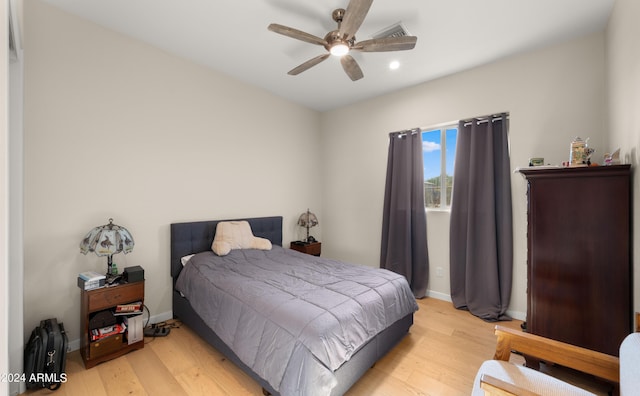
[
  {"left": 90, "top": 334, "right": 122, "bottom": 359},
  {"left": 87, "top": 282, "right": 144, "bottom": 312}
]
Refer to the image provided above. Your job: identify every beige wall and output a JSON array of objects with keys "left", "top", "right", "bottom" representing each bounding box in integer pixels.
[
  {"left": 22, "top": 0, "right": 636, "bottom": 350},
  {"left": 607, "top": 0, "right": 640, "bottom": 320},
  {"left": 320, "top": 32, "right": 608, "bottom": 319},
  {"left": 23, "top": 1, "right": 322, "bottom": 344}
]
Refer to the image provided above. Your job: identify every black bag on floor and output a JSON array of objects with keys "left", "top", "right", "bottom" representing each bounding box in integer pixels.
[{"left": 24, "top": 318, "right": 68, "bottom": 390}]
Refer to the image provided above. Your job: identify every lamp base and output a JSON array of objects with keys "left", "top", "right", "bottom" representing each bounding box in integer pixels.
[{"left": 105, "top": 273, "right": 122, "bottom": 285}]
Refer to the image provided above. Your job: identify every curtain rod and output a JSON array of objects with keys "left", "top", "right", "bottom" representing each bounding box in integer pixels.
[
  {"left": 389, "top": 127, "right": 421, "bottom": 138},
  {"left": 462, "top": 113, "right": 509, "bottom": 127}
]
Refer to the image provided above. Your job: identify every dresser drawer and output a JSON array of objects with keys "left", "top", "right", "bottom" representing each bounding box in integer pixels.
[
  {"left": 87, "top": 282, "right": 144, "bottom": 312},
  {"left": 89, "top": 334, "right": 123, "bottom": 359}
]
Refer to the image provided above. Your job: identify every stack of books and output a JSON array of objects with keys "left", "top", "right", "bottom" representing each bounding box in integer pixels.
[
  {"left": 77, "top": 271, "right": 106, "bottom": 290},
  {"left": 90, "top": 323, "right": 126, "bottom": 341},
  {"left": 114, "top": 301, "right": 143, "bottom": 316}
]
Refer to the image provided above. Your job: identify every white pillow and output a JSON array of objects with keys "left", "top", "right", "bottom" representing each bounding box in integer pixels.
[
  {"left": 211, "top": 221, "right": 272, "bottom": 256},
  {"left": 180, "top": 254, "right": 195, "bottom": 266}
]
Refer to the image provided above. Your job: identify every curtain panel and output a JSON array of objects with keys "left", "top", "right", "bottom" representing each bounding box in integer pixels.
[
  {"left": 380, "top": 129, "right": 429, "bottom": 298},
  {"left": 449, "top": 114, "right": 513, "bottom": 321}
]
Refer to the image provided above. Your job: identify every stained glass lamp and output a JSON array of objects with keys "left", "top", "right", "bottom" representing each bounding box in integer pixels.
[
  {"left": 297, "top": 209, "right": 318, "bottom": 243},
  {"left": 80, "top": 218, "right": 134, "bottom": 277}
]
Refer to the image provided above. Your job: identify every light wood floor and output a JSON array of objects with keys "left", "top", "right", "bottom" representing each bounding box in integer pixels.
[{"left": 24, "top": 298, "right": 612, "bottom": 396}]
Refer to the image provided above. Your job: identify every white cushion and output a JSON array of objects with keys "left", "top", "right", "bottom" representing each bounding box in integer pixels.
[
  {"left": 211, "top": 221, "right": 272, "bottom": 256},
  {"left": 472, "top": 360, "right": 596, "bottom": 396},
  {"left": 620, "top": 332, "right": 640, "bottom": 396}
]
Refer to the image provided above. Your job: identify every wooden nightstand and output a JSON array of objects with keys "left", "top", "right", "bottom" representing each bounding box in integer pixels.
[
  {"left": 80, "top": 281, "right": 144, "bottom": 368},
  {"left": 290, "top": 241, "right": 321, "bottom": 256}
]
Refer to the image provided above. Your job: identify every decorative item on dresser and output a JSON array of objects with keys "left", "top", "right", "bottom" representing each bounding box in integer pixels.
[
  {"left": 79, "top": 218, "right": 135, "bottom": 282},
  {"left": 519, "top": 164, "right": 632, "bottom": 357}
]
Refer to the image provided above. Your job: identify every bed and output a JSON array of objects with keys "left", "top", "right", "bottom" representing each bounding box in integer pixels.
[{"left": 170, "top": 216, "right": 418, "bottom": 396}]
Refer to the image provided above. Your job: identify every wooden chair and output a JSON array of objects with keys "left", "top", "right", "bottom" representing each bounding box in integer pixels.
[{"left": 474, "top": 325, "right": 620, "bottom": 396}]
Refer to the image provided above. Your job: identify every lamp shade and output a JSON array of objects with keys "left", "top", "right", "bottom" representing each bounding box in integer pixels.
[
  {"left": 80, "top": 218, "right": 134, "bottom": 261},
  {"left": 297, "top": 210, "right": 318, "bottom": 228}
]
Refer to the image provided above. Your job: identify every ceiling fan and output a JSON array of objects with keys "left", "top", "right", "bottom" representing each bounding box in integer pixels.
[{"left": 268, "top": 0, "right": 418, "bottom": 81}]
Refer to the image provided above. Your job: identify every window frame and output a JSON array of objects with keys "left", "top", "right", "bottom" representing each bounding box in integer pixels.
[{"left": 422, "top": 122, "right": 458, "bottom": 211}]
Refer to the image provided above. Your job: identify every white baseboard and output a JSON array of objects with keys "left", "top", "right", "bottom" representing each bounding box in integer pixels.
[
  {"left": 426, "top": 290, "right": 452, "bottom": 302},
  {"left": 506, "top": 309, "right": 526, "bottom": 322},
  {"left": 149, "top": 310, "right": 174, "bottom": 326},
  {"left": 425, "top": 290, "right": 526, "bottom": 322},
  {"left": 68, "top": 338, "right": 81, "bottom": 352},
  {"left": 68, "top": 310, "right": 173, "bottom": 352}
]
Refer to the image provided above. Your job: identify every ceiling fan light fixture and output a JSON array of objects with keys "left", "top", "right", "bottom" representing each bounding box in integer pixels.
[
  {"left": 269, "top": 1, "right": 418, "bottom": 80},
  {"left": 330, "top": 43, "right": 350, "bottom": 57}
]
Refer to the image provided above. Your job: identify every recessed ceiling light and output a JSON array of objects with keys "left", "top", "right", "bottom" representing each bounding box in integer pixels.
[{"left": 389, "top": 60, "right": 400, "bottom": 70}]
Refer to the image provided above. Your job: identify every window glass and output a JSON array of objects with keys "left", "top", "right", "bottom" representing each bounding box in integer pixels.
[{"left": 422, "top": 125, "right": 457, "bottom": 208}]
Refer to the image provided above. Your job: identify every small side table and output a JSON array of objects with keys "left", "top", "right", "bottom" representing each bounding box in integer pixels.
[
  {"left": 290, "top": 241, "right": 321, "bottom": 256},
  {"left": 80, "top": 281, "right": 145, "bottom": 368}
]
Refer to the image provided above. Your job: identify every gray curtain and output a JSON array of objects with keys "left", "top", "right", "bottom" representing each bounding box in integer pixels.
[
  {"left": 449, "top": 114, "right": 512, "bottom": 321},
  {"left": 380, "top": 129, "right": 429, "bottom": 298}
]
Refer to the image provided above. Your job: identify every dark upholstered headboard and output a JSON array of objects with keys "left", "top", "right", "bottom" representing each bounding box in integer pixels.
[{"left": 170, "top": 216, "right": 283, "bottom": 285}]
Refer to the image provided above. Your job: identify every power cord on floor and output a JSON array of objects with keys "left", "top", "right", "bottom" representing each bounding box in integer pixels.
[
  {"left": 141, "top": 304, "right": 182, "bottom": 342},
  {"left": 143, "top": 318, "right": 182, "bottom": 340},
  {"left": 143, "top": 304, "right": 151, "bottom": 328}
]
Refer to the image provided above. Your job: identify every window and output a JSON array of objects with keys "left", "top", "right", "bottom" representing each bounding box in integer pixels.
[{"left": 422, "top": 124, "right": 458, "bottom": 209}]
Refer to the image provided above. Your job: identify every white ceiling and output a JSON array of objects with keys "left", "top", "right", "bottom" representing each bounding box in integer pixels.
[{"left": 40, "top": 0, "right": 615, "bottom": 112}]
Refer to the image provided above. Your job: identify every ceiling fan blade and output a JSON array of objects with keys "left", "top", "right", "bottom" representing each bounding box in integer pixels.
[
  {"left": 353, "top": 36, "right": 418, "bottom": 52},
  {"left": 339, "top": 0, "right": 373, "bottom": 40},
  {"left": 288, "top": 54, "right": 330, "bottom": 76},
  {"left": 340, "top": 55, "right": 364, "bottom": 81},
  {"left": 268, "top": 23, "right": 328, "bottom": 46}
]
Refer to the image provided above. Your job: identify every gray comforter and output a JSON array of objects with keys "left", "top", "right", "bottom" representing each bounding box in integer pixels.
[{"left": 175, "top": 245, "right": 418, "bottom": 395}]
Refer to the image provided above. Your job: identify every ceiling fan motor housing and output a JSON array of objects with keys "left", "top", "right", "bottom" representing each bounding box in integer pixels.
[{"left": 324, "top": 30, "right": 353, "bottom": 55}]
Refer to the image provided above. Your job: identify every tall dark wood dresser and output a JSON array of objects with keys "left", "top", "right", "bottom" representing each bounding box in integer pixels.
[{"left": 519, "top": 164, "right": 632, "bottom": 356}]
